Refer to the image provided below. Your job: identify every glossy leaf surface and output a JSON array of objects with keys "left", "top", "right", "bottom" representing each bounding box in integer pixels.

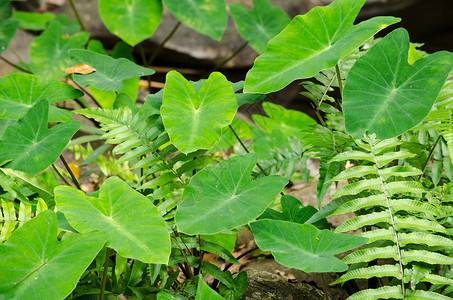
[
  {"left": 12, "top": 11, "right": 55, "bottom": 30},
  {"left": 29, "top": 20, "right": 89, "bottom": 80},
  {"left": 0, "top": 99, "right": 80, "bottom": 176},
  {"left": 176, "top": 154, "right": 288, "bottom": 235},
  {"left": 230, "top": 0, "right": 290, "bottom": 54},
  {"left": 243, "top": 0, "right": 400, "bottom": 94},
  {"left": 0, "top": 210, "right": 106, "bottom": 299},
  {"left": 161, "top": 71, "right": 237, "bottom": 153},
  {"left": 69, "top": 49, "right": 154, "bottom": 91},
  {"left": 250, "top": 219, "right": 367, "bottom": 272},
  {"left": 55, "top": 176, "right": 171, "bottom": 264},
  {"left": 343, "top": 28, "right": 453, "bottom": 139},
  {"left": 0, "top": 74, "right": 82, "bottom": 129},
  {"left": 99, "top": 0, "right": 162, "bottom": 46},
  {"left": 163, "top": 0, "right": 227, "bottom": 40}
]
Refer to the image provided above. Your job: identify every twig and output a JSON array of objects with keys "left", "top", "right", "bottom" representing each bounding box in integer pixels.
[
  {"left": 148, "top": 21, "right": 181, "bottom": 66},
  {"left": 68, "top": 0, "right": 86, "bottom": 31},
  {"left": 99, "top": 247, "right": 110, "bottom": 300},
  {"left": 0, "top": 56, "right": 32, "bottom": 74},
  {"left": 419, "top": 135, "right": 442, "bottom": 180},
  {"left": 321, "top": 273, "right": 330, "bottom": 300},
  {"left": 60, "top": 154, "right": 82, "bottom": 190},
  {"left": 138, "top": 44, "right": 152, "bottom": 93},
  {"left": 205, "top": 41, "right": 249, "bottom": 77}
]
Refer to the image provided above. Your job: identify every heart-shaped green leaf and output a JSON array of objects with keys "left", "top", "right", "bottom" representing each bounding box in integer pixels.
[
  {"left": 0, "top": 99, "right": 80, "bottom": 176},
  {"left": 30, "top": 20, "right": 89, "bottom": 80},
  {"left": 99, "top": 0, "right": 162, "bottom": 46},
  {"left": 69, "top": 49, "right": 154, "bottom": 92},
  {"left": 243, "top": 0, "right": 400, "bottom": 94},
  {"left": 0, "top": 74, "right": 83, "bottom": 131},
  {"left": 55, "top": 176, "right": 171, "bottom": 264},
  {"left": 163, "top": 0, "right": 227, "bottom": 41},
  {"left": 0, "top": 210, "right": 106, "bottom": 299},
  {"left": 230, "top": 0, "right": 290, "bottom": 54},
  {"left": 161, "top": 71, "right": 237, "bottom": 154},
  {"left": 250, "top": 219, "right": 367, "bottom": 272},
  {"left": 176, "top": 154, "right": 288, "bottom": 235},
  {"left": 343, "top": 28, "right": 453, "bottom": 139},
  {"left": 0, "top": 18, "right": 19, "bottom": 56}
]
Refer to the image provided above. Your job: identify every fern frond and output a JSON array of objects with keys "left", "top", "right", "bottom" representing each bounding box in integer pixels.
[
  {"left": 334, "top": 194, "right": 386, "bottom": 214},
  {"left": 335, "top": 211, "right": 390, "bottom": 233},
  {"left": 375, "top": 151, "right": 416, "bottom": 167},
  {"left": 331, "top": 165, "right": 378, "bottom": 181},
  {"left": 346, "top": 286, "right": 402, "bottom": 300},
  {"left": 0, "top": 199, "right": 17, "bottom": 242},
  {"left": 420, "top": 273, "right": 453, "bottom": 286},
  {"left": 358, "top": 228, "right": 395, "bottom": 244},
  {"left": 393, "top": 216, "right": 447, "bottom": 233},
  {"left": 333, "top": 264, "right": 401, "bottom": 284},
  {"left": 330, "top": 150, "right": 373, "bottom": 163},
  {"left": 384, "top": 181, "right": 425, "bottom": 195}
]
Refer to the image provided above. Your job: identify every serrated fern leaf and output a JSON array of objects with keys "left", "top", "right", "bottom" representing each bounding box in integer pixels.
[
  {"left": 0, "top": 199, "right": 17, "bottom": 242},
  {"left": 405, "top": 289, "right": 453, "bottom": 300},
  {"left": 393, "top": 216, "right": 447, "bottom": 233},
  {"left": 398, "top": 232, "right": 453, "bottom": 247},
  {"left": 401, "top": 250, "right": 453, "bottom": 265},
  {"left": 335, "top": 211, "right": 391, "bottom": 233},
  {"left": 343, "top": 246, "right": 398, "bottom": 264},
  {"left": 330, "top": 150, "right": 374, "bottom": 163},
  {"left": 346, "top": 286, "right": 402, "bottom": 300},
  {"left": 332, "top": 178, "right": 382, "bottom": 197},
  {"left": 333, "top": 264, "right": 401, "bottom": 284}
]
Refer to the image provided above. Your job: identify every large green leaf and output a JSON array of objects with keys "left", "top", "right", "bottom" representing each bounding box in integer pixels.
[
  {"left": 250, "top": 219, "right": 367, "bottom": 272},
  {"left": 161, "top": 71, "right": 237, "bottom": 153},
  {"left": 0, "top": 18, "right": 19, "bottom": 56},
  {"left": 99, "top": 0, "right": 162, "bottom": 46},
  {"left": 54, "top": 176, "right": 171, "bottom": 264},
  {"left": 0, "top": 99, "right": 80, "bottom": 176},
  {"left": 229, "top": 0, "right": 290, "bottom": 54},
  {"left": 0, "top": 74, "right": 82, "bottom": 127},
  {"left": 343, "top": 28, "right": 453, "bottom": 139},
  {"left": 243, "top": 0, "right": 400, "bottom": 94},
  {"left": 252, "top": 102, "right": 316, "bottom": 135},
  {"left": 176, "top": 154, "right": 288, "bottom": 235},
  {"left": 0, "top": 0, "right": 12, "bottom": 20},
  {"left": 29, "top": 20, "right": 89, "bottom": 80},
  {"left": 0, "top": 210, "right": 106, "bottom": 299},
  {"left": 69, "top": 49, "right": 154, "bottom": 92},
  {"left": 163, "top": 0, "right": 227, "bottom": 40}
]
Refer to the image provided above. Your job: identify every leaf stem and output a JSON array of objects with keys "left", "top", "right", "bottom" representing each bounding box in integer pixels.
[
  {"left": 205, "top": 41, "right": 249, "bottom": 77},
  {"left": 71, "top": 80, "right": 102, "bottom": 108},
  {"left": 68, "top": 0, "right": 86, "bottom": 31},
  {"left": 0, "top": 56, "right": 32, "bottom": 74},
  {"left": 60, "top": 154, "right": 82, "bottom": 190},
  {"left": 148, "top": 21, "right": 181, "bottom": 66},
  {"left": 138, "top": 44, "right": 152, "bottom": 93},
  {"left": 335, "top": 64, "right": 343, "bottom": 98},
  {"left": 320, "top": 273, "right": 329, "bottom": 300},
  {"left": 99, "top": 247, "right": 110, "bottom": 300},
  {"left": 51, "top": 164, "right": 72, "bottom": 186},
  {"left": 419, "top": 135, "right": 442, "bottom": 180}
]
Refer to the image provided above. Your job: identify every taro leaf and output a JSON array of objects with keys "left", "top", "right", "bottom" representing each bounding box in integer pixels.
[
  {"left": 163, "top": 0, "right": 227, "bottom": 41},
  {"left": 29, "top": 20, "right": 89, "bottom": 80},
  {"left": 343, "top": 28, "right": 453, "bottom": 140},
  {"left": 230, "top": 81, "right": 265, "bottom": 107},
  {"left": 175, "top": 154, "right": 288, "bottom": 235},
  {"left": 0, "top": 74, "right": 82, "bottom": 127},
  {"left": 250, "top": 219, "right": 367, "bottom": 272},
  {"left": 12, "top": 11, "right": 55, "bottom": 30},
  {"left": 99, "top": 0, "right": 162, "bottom": 46},
  {"left": 0, "top": 99, "right": 80, "bottom": 176},
  {"left": 260, "top": 195, "right": 329, "bottom": 229},
  {"left": 161, "top": 71, "right": 237, "bottom": 154},
  {"left": 253, "top": 102, "right": 316, "bottom": 135},
  {"left": 243, "top": 0, "right": 400, "bottom": 94},
  {"left": 54, "top": 176, "right": 171, "bottom": 264},
  {"left": 230, "top": 0, "right": 290, "bottom": 54},
  {"left": 0, "top": 19, "right": 19, "bottom": 56},
  {"left": 69, "top": 49, "right": 154, "bottom": 92},
  {"left": 0, "top": 210, "right": 106, "bottom": 299}
]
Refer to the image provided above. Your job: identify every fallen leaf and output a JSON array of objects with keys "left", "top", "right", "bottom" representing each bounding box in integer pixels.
[{"left": 65, "top": 64, "right": 96, "bottom": 75}]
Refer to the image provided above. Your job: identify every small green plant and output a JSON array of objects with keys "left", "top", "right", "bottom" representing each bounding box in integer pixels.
[{"left": 1, "top": 0, "right": 453, "bottom": 299}]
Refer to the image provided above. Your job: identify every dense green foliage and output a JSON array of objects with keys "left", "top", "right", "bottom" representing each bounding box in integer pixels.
[{"left": 1, "top": 0, "right": 453, "bottom": 299}]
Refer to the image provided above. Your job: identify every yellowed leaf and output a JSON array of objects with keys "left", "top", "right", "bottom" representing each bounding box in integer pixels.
[{"left": 65, "top": 64, "right": 96, "bottom": 75}]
